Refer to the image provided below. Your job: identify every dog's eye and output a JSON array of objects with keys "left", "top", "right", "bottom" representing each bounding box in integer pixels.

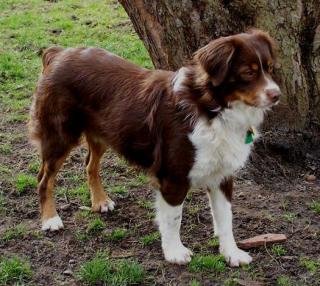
[
  {"left": 240, "top": 69, "right": 256, "bottom": 81},
  {"left": 268, "top": 64, "right": 274, "bottom": 73}
]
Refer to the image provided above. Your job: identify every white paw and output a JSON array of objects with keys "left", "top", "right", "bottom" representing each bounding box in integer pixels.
[
  {"left": 99, "top": 200, "right": 115, "bottom": 213},
  {"left": 163, "top": 244, "right": 193, "bottom": 265},
  {"left": 221, "top": 247, "right": 252, "bottom": 267},
  {"left": 42, "top": 215, "right": 64, "bottom": 231}
]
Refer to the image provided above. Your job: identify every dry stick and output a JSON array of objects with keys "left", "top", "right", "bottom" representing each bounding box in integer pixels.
[{"left": 263, "top": 241, "right": 286, "bottom": 271}]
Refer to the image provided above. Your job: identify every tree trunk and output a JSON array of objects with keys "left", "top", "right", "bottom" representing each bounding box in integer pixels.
[{"left": 119, "top": 0, "right": 320, "bottom": 130}]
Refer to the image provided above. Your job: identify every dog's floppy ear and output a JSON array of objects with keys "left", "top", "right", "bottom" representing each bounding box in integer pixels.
[
  {"left": 194, "top": 37, "right": 235, "bottom": 86},
  {"left": 247, "top": 29, "right": 277, "bottom": 60}
]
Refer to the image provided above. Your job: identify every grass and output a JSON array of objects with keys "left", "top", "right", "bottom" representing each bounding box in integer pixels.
[
  {"left": 271, "top": 245, "right": 287, "bottom": 257},
  {"left": 86, "top": 218, "right": 105, "bottom": 235},
  {"left": 0, "top": 256, "right": 32, "bottom": 285},
  {"left": 299, "top": 257, "right": 320, "bottom": 275},
  {"left": 190, "top": 280, "right": 201, "bottom": 286},
  {"left": 109, "top": 185, "right": 128, "bottom": 195},
  {"left": 140, "top": 231, "right": 160, "bottom": 246},
  {"left": 189, "top": 255, "right": 226, "bottom": 273},
  {"left": 77, "top": 253, "right": 144, "bottom": 286},
  {"left": 15, "top": 173, "right": 37, "bottom": 194},
  {"left": 2, "top": 224, "right": 27, "bottom": 242},
  {"left": 283, "top": 212, "right": 296, "bottom": 223},
  {"left": 106, "top": 229, "right": 127, "bottom": 241},
  {"left": 309, "top": 201, "right": 320, "bottom": 214},
  {"left": 277, "top": 275, "right": 292, "bottom": 286},
  {"left": 0, "top": 193, "right": 6, "bottom": 213},
  {"left": 208, "top": 237, "right": 219, "bottom": 247}
]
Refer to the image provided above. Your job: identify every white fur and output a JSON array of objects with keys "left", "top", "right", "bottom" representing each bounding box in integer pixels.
[
  {"left": 42, "top": 215, "right": 64, "bottom": 231},
  {"left": 188, "top": 101, "right": 264, "bottom": 188},
  {"left": 208, "top": 189, "right": 252, "bottom": 266},
  {"left": 172, "top": 67, "right": 188, "bottom": 93},
  {"left": 155, "top": 192, "right": 193, "bottom": 264},
  {"left": 188, "top": 101, "right": 264, "bottom": 265},
  {"left": 100, "top": 200, "right": 115, "bottom": 212}
]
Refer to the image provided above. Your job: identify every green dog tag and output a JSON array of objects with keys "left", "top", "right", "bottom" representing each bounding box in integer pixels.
[{"left": 245, "top": 128, "right": 254, "bottom": 144}]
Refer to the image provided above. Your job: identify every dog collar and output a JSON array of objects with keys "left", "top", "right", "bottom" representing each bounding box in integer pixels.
[{"left": 245, "top": 127, "right": 255, "bottom": 144}]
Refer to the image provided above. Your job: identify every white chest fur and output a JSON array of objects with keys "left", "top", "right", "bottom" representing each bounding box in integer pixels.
[{"left": 188, "top": 101, "right": 265, "bottom": 189}]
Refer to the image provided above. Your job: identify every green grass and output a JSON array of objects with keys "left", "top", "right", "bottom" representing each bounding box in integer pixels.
[
  {"left": 271, "top": 245, "right": 287, "bottom": 257},
  {"left": 137, "top": 199, "right": 153, "bottom": 210},
  {"left": 277, "top": 275, "right": 292, "bottom": 286},
  {"left": 309, "top": 201, "right": 320, "bottom": 214},
  {"left": 109, "top": 185, "right": 128, "bottom": 195},
  {"left": 86, "top": 218, "right": 105, "bottom": 235},
  {"left": 0, "top": 143, "right": 12, "bottom": 155},
  {"left": 0, "top": 193, "right": 6, "bottom": 214},
  {"left": 140, "top": 231, "right": 160, "bottom": 246},
  {"left": 77, "top": 253, "right": 144, "bottom": 286},
  {"left": 0, "top": 256, "right": 32, "bottom": 285},
  {"left": 189, "top": 255, "right": 226, "bottom": 273},
  {"left": 283, "top": 212, "right": 296, "bottom": 223},
  {"left": 208, "top": 237, "right": 219, "bottom": 247},
  {"left": 299, "top": 257, "right": 320, "bottom": 275},
  {"left": 15, "top": 174, "right": 37, "bottom": 194},
  {"left": 28, "top": 160, "right": 40, "bottom": 174},
  {"left": 190, "top": 279, "right": 201, "bottom": 286},
  {"left": 2, "top": 224, "right": 27, "bottom": 242},
  {"left": 106, "top": 229, "right": 127, "bottom": 241}
]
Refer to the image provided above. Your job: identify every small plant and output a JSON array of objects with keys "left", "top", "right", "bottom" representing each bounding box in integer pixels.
[
  {"left": 110, "top": 185, "right": 128, "bottom": 195},
  {"left": 0, "top": 143, "right": 12, "bottom": 155},
  {"left": 299, "top": 257, "right": 320, "bottom": 274},
  {"left": 137, "top": 199, "right": 152, "bottom": 210},
  {"left": 309, "top": 201, "right": 320, "bottom": 214},
  {"left": 271, "top": 245, "right": 287, "bottom": 257},
  {"left": 0, "top": 193, "right": 6, "bottom": 213},
  {"left": 140, "top": 232, "right": 160, "bottom": 246},
  {"left": 283, "top": 212, "right": 296, "bottom": 223},
  {"left": 86, "top": 218, "right": 105, "bottom": 235},
  {"left": 189, "top": 255, "right": 226, "bottom": 273},
  {"left": 2, "top": 224, "right": 27, "bottom": 242},
  {"left": 28, "top": 160, "right": 40, "bottom": 174},
  {"left": 15, "top": 174, "right": 37, "bottom": 194},
  {"left": 190, "top": 279, "right": 201, "bottom": 286},
  {"left": 0, "top": 256, "right": 32, "bottom": 285},
  {"left": 75, "top": 230, "right": 90, "bottom": 242},
  {"left": 208, "top": 237, "right": 219, "bottom": 247},
  {"left": 77, "top": 253, "right": 144, "bottom": 286},
  {"left": 277, "top": 275, "right": 292, "bottom": 286},
  {"left": 72, "top": 185, "right": 91, "bottom": 205},
  {"left": 106, "top": 229, "right": 127, "bottom": 241}
]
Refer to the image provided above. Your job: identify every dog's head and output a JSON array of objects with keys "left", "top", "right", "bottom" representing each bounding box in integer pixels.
[{"left": 194, "top": 29, "right": 281, "bottom": 109}]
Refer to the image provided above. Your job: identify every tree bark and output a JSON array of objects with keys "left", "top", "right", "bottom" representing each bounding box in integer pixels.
[{"left": 119, "top": 0, "right": 320, "bottom": 130}]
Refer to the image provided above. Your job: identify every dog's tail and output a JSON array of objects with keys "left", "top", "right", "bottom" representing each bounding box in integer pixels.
[{"left": 42, "top": 47, "right": 64, "bottom": 69}]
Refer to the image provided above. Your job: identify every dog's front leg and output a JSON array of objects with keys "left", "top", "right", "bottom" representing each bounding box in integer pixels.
[
  {"left": 155, "top": 192, "right": 193, "bottom": 264},
  {"left": 207, "top": 178, "right": 252, "bottom": 267}
]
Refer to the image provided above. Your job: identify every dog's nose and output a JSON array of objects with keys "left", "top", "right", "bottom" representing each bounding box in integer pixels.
[{"left": 266, "top": 89, "right": 281, "bottom": 102}]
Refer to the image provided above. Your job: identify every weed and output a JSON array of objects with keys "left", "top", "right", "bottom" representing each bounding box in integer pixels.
[
  {"left": 271, "top": 245, "right": 286, "bottom": 257},
  {"left": 0, "top": 143, "right": 12, "bottom": 155},
  {"left": 86, "top": 218, "right": 105, "bottom": 235},
  {"left": 106, "top": 229, "right": 127, "bottom": 241},
  {"left": 309, "top": 201, "right": 320, "bottom": 214},
  {"left": 277, "top": 275, "right": 292, "bottom": 286},
  {"left": 189, "top": 255, "right": 226, "bottom": 273},
  {"left": 15, "top": 174, "right": 37, "bottom": 194},
  {"left": 137, "top": 199, "right": 153, "bottom": 210},
  {"left": 0, "top": 193, "right": 6, "bottom": 214},
  {"left": 2, "top": 224, "right": 27, "bottom": 242},
  {"left": 0, "top": 256, "right": 32, "bottom": 285},
  {"left": 208, "top": 237, "right": 219, "bottom": 247},
  {"left": 28, "top": 160, "right": 40, "bottom": 174},
  {"left": 299, "top": 257, "right": 319, "bottom": 274},
  {"left": 283, "top": 212, "right": 296, "bottom": 223},
  {"left": 190, "top": 280, "right": 201, "bottom": 286},
  {"left": 77, "top": 253, "right": 144, "bottom": 286},
  {"left": 140, "top": 232, "right": 160, "bottom": 246},
  {"left": 109, "top": 185, "right": 128, "bottom": 195}
]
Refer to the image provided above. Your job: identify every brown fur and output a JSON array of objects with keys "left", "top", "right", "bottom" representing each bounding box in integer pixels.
[{"left": 29, "top": 30, "right": 277, "bottom": 223}]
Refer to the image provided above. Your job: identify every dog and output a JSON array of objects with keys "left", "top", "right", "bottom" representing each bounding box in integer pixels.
[{"left": 29, "top": 29, "right": 281, "bottom": 267}]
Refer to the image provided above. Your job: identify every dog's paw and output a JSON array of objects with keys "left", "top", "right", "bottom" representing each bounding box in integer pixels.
[
  {"left": 221, "top": 247, "right": 252, "bottom": 267},
  {"left": 163, "top": 244, "right": 193, "bottom": 265},
  {"left": 92, "top": 199, "right": 115, "bottom": 213},
  {"left": 42, "top": 215, "right": 64, "bottom": 231}
]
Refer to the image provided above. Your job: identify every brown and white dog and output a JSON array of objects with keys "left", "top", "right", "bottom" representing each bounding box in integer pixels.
[{"left": 29, "top": 29, "right": 281, "bottom": 267}]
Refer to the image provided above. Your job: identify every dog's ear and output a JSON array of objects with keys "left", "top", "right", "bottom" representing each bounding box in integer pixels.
[
  {"left": 194, "top": 37, "right": 235, "bottom": 86},
  {"left": 247, "top": 29, "right": 277, "bottom": 60}
]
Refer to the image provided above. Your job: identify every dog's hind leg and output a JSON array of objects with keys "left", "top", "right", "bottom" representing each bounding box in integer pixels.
[
  {"left": 38, "top": 148, "right": 71, "bottom": 231},
  {"left": 85, "top": 136, "right": 115, "bottom": 213}
]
